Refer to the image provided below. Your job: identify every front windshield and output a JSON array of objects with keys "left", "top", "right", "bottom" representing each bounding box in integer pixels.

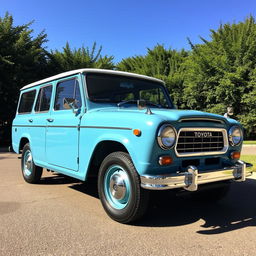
[{"left": 86, "top": 73, "right": 173, "bottom": 108}]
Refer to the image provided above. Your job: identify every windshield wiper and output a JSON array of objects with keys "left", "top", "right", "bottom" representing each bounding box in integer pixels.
[
  {"left": 117, "top": 99, "right": 162, "bottom": 108},
  {"left": 117, "top": 100, "right": 137, "bottom": 107}
]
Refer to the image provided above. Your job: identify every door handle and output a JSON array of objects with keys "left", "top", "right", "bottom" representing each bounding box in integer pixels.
[
  {"left": 28, "top": 119, "right": 33, "bottom": 123},
  {"left": 46, "top": 118, "right": 54, "bottom": 122}
]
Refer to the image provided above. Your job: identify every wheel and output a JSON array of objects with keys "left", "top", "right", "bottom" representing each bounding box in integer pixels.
[
  {"left": 98, "top": 152, "right": 149, "bottom": 223},
  {"left": 21, "top": 143, "right": 43, "bottom": 184},
  {"left": 191, "top": 182, "right": 230, "bottom": 202}
]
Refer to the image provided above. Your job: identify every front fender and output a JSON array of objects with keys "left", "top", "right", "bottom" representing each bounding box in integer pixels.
[
  {"left": 79, "top": 128, "right": 155, "bottom": 180},
  {"left": 94, "top": 132, "right": 140, "bottom": 170}
]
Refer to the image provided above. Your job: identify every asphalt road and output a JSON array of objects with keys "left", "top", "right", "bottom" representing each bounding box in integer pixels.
[{"left": 1, "top": 152, "right": 256, "bottom": 256}]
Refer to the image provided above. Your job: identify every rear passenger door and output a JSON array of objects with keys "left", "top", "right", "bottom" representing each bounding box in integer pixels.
[
  {"left": 46, "top": 76, "right": 83, "bottom": 172},
  {"left": 31, "top": 84, "right": 53, "bottom": 164}
]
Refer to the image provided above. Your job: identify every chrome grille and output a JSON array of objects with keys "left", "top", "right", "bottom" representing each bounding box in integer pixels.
[{"left": 175, "top": 128, "right": 228, "bottom": 157}]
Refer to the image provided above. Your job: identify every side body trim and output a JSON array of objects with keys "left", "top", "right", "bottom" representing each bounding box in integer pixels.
[{"left": 13, "top": 125, "right": 132, "bottom": 130}]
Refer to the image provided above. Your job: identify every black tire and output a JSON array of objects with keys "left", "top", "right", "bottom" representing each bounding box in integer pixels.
[
  {"left": 191, "top": 182, "right": 230, "bottom": 202},
  {"left": 98, "top": 152, "right": 149, "bottom": 223},
  {"left": 21, "top": 143, "right": 43, "bottom": 184},
  {"left": 8, "top": 145, "right": 14, "bottom": 152}
]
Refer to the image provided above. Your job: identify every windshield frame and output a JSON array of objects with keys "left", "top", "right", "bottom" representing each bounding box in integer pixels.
[{"left": 84, "top": 72, "right": 174, "bottom": 109}]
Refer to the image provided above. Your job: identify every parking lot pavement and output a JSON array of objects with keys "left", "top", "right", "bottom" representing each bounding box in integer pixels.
[{"left": 1, "top": 151, "right": 256, "bottom": 256}]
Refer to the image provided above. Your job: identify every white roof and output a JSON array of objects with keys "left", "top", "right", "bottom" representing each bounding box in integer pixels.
[{"left": 21, "top": 69, "right": 164, "bottom": 90}]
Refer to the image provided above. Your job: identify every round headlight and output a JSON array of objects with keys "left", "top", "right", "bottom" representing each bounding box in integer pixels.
[
  {"left": 157, "top": 124, "right": 176, "bottom": 149},
  {"left": 229, "top": 126, "right": 243, "bottom": 146}
]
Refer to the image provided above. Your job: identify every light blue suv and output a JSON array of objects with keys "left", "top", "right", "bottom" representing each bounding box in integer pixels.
[{"left": 12, "top": 69, "right": 253, "bottom": 223}]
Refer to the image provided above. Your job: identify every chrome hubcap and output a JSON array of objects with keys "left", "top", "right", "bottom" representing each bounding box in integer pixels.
[
  {"left": 23, "top": 150, "right": 33, "bottom": 177},
  {"left": 109, "top": 173, "right": 127, "bottom": 200},
  {"left": 104, "top": 165, "right": 131, "bottom": 209}
]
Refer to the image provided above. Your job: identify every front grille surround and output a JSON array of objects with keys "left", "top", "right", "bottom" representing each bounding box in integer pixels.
[{"left": 175, "top": 127, "right": 228, "bottom": 157}]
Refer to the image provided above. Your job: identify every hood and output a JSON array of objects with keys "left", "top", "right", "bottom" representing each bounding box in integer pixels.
[
  {"left": 91, "top": 107, "right": 234, "bottom": 124},
  {"left": 145, "top": 109, "right": 228, "bottom": 122}
]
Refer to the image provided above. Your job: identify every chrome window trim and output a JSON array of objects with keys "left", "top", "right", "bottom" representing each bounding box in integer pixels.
[{"left": 174, "top": 127, "right": 229, "bottom": 157}]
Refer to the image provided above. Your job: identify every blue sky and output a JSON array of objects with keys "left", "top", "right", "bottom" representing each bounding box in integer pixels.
[{"left": 1, "top": 0, "right": 256, "bottom": 62}]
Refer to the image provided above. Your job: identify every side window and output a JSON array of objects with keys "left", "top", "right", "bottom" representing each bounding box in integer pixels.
[
  {"left": 35, "top": 85, "right": 53, "bottom": 112},
  {"left": 18, "top": 90, "right": 36, "bottom": 114},
  {"left": 54, "top": 79, "right": 82, "bottom": 111}
]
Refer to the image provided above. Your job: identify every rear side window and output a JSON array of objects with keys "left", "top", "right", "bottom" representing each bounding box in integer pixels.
[
  {"left": 18, "top": 90, "right": 36, "bottom": 114},
  {"left": 35, "top": 85, "right": 52, "bottom": 112},
  {"left": 54, "top": 79, "right": 82, "bottom": 111}
]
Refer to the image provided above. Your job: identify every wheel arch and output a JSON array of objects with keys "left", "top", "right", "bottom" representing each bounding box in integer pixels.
[
  {"left": 19, "top": 137, "right": 30, "bottom": 153},
  {"left": 85, "top": 140, "right": 130, "bottom": 179}
]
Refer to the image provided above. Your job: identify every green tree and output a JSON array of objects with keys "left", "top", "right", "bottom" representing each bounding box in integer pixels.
[
  {"left": 0, "top": 13, "right": 115, "bottom": 144},
  {"left": 183, "top": 16, "right": 256, "bottom": 137},
  {"left": 50, "top": 42, "right": 115, "bottom": 72},
  {"left": 0, "top": 13, "right": 50, "bottom": 133},
  {"left": 117, "top": 44, "right": 189, "bottom": 108}
]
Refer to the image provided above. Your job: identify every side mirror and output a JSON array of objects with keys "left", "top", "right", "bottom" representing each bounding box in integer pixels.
[
  {"left": 63, "top": 98, "right": 79, "bottom": 113},
  {"left": 137, "top": 99, "right": 146, "bottom": 109}
]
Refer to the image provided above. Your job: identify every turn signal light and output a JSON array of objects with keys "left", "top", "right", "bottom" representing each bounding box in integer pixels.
[
  {"left": 231, "top": 151, "right": 240, "bottom": 160},
  {"left": 159, "top": 156, "right": 173, "bottom": 165},
  {"left": 133, "top": 129, "right": 141, "bottom": 136}
]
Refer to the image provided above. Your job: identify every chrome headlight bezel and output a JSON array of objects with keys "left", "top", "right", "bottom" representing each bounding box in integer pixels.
[
  {"left": 228, "top": 126, "right": 243, "bottom": 146},
  {"left": 157, "top": 124, "right": 177, "bottom": 150}
]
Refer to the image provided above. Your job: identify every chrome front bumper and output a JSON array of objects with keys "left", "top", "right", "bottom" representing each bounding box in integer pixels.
[{"left": 140, "top": 161, "right": 253, "bottom": 191}]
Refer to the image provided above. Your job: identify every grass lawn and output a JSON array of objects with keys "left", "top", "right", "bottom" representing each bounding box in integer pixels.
[
  {"left": 241, "top": 155, "right": 256, "bottom": 172},
  {"left": 243, "top": 141, "right": 256, "bottom": 145}
]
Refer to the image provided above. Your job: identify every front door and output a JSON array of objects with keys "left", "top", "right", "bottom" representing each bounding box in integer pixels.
[{"left": 46, "top": 76, "right": 83, "bottom": 171}]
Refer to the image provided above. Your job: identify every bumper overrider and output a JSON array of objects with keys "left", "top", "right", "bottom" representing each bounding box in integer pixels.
[{"left": 140, "top": 160, "right": 253, "bottom": 191}]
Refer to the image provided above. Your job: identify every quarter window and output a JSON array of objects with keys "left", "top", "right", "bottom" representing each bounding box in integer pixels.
[
  {"left": 35, "top": 85, "right": 52, "bottom": 112},
  {"left": 18, "top": 90, "right": 36, "bottom": 114},
  {"left": 54, "top": 79, "right": 82, "bottom": 111}
]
